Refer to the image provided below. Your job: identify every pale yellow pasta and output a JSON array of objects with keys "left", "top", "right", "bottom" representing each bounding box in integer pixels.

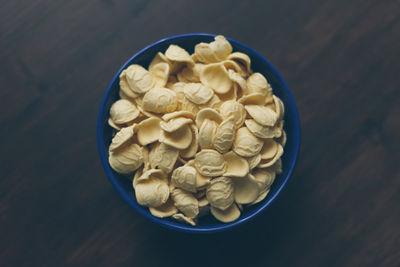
[
  {"left": 109, "top": 99, "right": 140, "bottom": 124},
  {"left": 223, "top": 151, "right": 249, "bottom": 178},
  {"left": 213, "top": 116, "right": 235, "bottom": 153},
  {"left": 200, "top": 63, "right": 232, "bottom": 94},
  {"left": 107, "top": 35, "right": 286, "bottom": 225}
]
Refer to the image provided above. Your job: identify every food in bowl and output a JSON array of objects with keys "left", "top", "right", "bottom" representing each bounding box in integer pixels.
[{"left": 107, "top": 35, "right": 286, "bottom": 226}]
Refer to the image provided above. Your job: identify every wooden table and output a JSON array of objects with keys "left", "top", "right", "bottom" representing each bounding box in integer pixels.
[{"left": 1, "top": 0, "right": 399, "bottom": 266}]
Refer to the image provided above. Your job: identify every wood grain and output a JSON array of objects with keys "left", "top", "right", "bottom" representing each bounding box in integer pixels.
[{"left": 1, "top": 0, "right": 399, "bottom": 266}]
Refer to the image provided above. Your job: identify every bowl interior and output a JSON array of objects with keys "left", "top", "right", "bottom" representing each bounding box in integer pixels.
[{"left": 97, "top": 33, "right": 300, "bottom": 233}]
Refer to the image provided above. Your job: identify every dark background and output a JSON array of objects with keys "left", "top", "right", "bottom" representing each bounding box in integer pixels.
[{"left": 1, "top": 0, "right": 399, "bottom": 266}]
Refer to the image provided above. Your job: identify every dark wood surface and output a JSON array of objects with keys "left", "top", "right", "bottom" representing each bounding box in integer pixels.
[{"left": 1, "top": 0, "right": 399, "bottom": 266}]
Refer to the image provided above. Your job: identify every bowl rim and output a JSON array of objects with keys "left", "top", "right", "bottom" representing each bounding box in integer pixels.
[{"left": 97, "top": 33, "right": 301, "bottom": 233}]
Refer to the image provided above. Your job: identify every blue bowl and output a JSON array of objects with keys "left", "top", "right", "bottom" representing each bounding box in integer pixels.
[{"left": 97, "top": 33, "right": 300, "bottom": 233}]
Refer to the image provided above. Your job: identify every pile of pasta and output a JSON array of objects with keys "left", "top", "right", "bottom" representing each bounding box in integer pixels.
[{"left": 107, "top": 36, "right": 286, "bottom": 225}]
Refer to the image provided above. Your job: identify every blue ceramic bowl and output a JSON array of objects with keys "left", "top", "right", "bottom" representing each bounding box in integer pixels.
[{"left": 97, "top": 33, "right": 300, "bottom": 233}]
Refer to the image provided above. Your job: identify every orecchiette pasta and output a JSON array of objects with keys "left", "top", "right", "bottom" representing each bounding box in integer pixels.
[{"left": 107, "top": 35, "right": 286, "bottom": 225}]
